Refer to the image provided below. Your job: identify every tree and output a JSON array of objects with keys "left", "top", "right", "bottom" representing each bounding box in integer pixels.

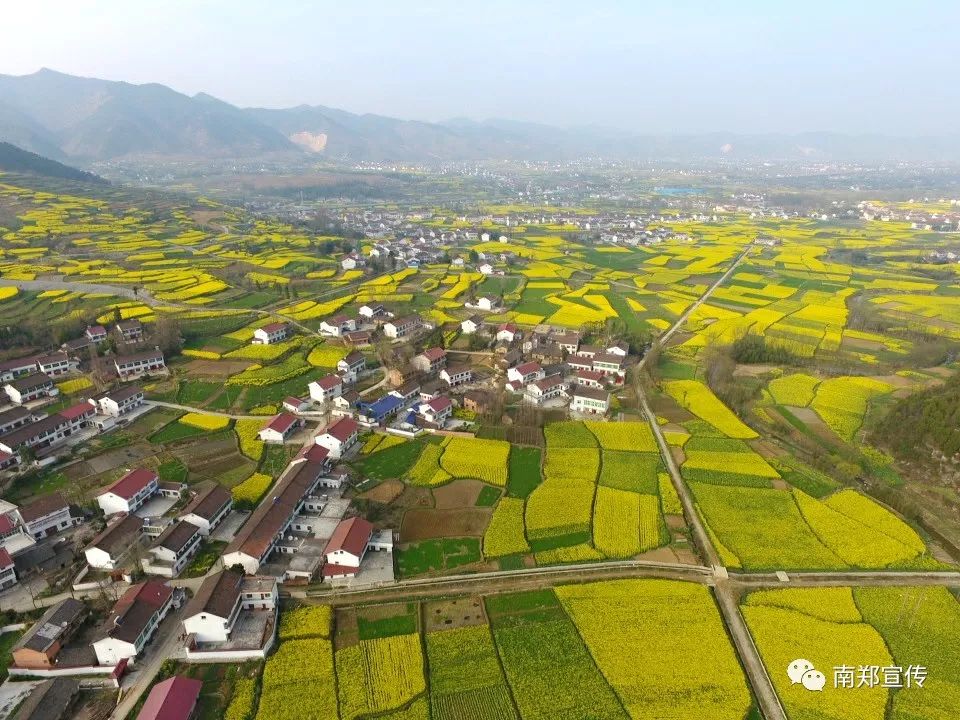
[{"left": 152, "top": 316, "right": 182, "bottom": 356}]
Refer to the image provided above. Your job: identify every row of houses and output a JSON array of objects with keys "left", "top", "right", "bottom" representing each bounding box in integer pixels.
[{"left": 0, "top": 386, "right": 147, "bottom": 469}]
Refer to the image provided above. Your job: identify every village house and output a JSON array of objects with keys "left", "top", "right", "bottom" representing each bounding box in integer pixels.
[
  {"left": 605, "top": 341, "right": 630, "bottom": 356},
  {"left": 462, "top": 389, "right": 493, "bottom": 414},
  {"left": 386, "top": 365, "right": 419, "bottom": 388},
  {"left": 96, "top": 468, "right": 159, "bottom": 515},
  {"left": 337, "top": 351, "right": 366, "bottom": 381},
  {"left": 282, "top": 396, "right": 310, "bottom": 414},
  {"left": 358, "top": 394, "right": 404, "bottom": 425},
  {"left": 460, "top": 315, "right": 482, "bottom": 334},
  {"left": 478, "top": 262, "right": 494, "bottom": 275},
  {"left": 182, "top": 570, "right": 278, "bottom": 643},
  {"left": 496, "top": 323, "right": 519, "bottom": 343},
  {"left": 10, "top": 598, "right": 86, "bottom": 670},
  {"left": 252, "top": 321, "right": 290, "bottom": 345},
  {"left": 84, "top": 513, "right": 144, "bottom": 570},
  {"left": 59, "top": 402, "right": 97, "bottom": 433},
  {"left": 0, "top": 356, "right": 40, "bottom": 383},
  {"left": 113, "top": 349, "right": 166, "bottom": 379},
  {"left": 115, "top": 319, "right": 144, "bottom": 343},
  {"left": 18, "top": 493, "right": 80, "bottom": 540},
  {"left": 8, "top": 678, "right": 79, "bottom": 720},
  {"left": 222, "top": 453, "right": 331, "bottom": 575},
  {"left": 410, "top": 347, "right": 446, "bottom": 374},
  {"left": 314, "top": 417, "right": 359, "bottom": 458},
  {"left": 85, "top": 325, "right": 108, "bottom": 343},
  {"left": 383, "top": 315, "right": 422, "bottom": 339},
  {"left": 36, "top": 352, "right": 77, "bottom": 377},
  {"left": 592, "top": 352, "right": 627, "bottom": 380},
  {"left": 566, "top": 354, "right": 594, "bottom": 372},
  {"left": 418, "top": 396, "right": 453, "bottom": 425},
  {"left": 308, "top": 374, "right": 343, "bottom": 404},
  {"left": 332, "top": 389, "right": 360, "bottom": 417},
  {"left": 358, "top": 303, "right": 387, "bottom": 319},
  {"left": 570, "top": 386, "right": 611, "bottom": 415},
  {"left": 507, "top": 361, "right": 545, "bottom": 386},
  {"left": 257, "top": 413, "right": 301, "bottom": 444},
  {"left": 4, "top": 373, "right": 57, "bottom": 405},
  {"left": 470, "top": 296, "right": 498, "bottom": 312},
  {"left": 553, "top": 331, "right": 580, "bottom": 354},
  {"left": 343, "top": 330, "right": 373, "bottom": 347},
  {"left": 440, "top": 364, "right": 473, "bottom": 387},
  {"left": 525, "top": 376, "right": 566, "bottom": 404},
  {"left": 576, "top": 369, "right": 607, "bottom": 390},
  {"left": 92, "top": 580, "right": 174, "bottom": 666},
  {"left": 92, "top": 385, "right": 145, "bottom": 417},
  {"left": 0, "top": 415, "right": 72, "bottom": 457},
  {"left": 319, "top": 315, "right": 357, "bottom": 337},
  {"left": 142, "top": 520, "right": 203, "bottom": 577},
  {"left": 0, "top": 406, "right": 36, "bottom": 435},
  {"left": 389, "top": 379, "right": 421, "bottom": 403},
  {"left": 321, "top": 516, "right": 392, "bottom": 580},
  {"left": 178, "top": 483, "right": 232, "bottom": 536},
  {"left": 0, "top": 548, "right": 15, "bottom": 590},
  {"left": 136, "top": 676, "right": 202, "bottom": 720}
]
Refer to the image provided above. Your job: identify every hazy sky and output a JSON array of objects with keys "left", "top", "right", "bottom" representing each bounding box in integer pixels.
[{"left": 1, "top": 1, "right": 957, "bottom": 135}]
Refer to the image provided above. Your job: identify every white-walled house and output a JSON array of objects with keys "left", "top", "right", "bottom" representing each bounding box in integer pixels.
[
  {"left": 440, "top": 365, "right": 473, "bottom": 387},
  {"left": 114, "top": 350, "right": 165, "bottom": 379},
  {"left": 496, "top": 323, "right": 519, "bottom": 343},
  {"left": 92, "top": 581, "right": 173, "bottom": 666},
  {"left": 319, "top": 315, "right": 357, "bottom": 337},
  {"left": 178, "top": 483, "right": 232, "bottom": 536},
  {"left": 84, "top": 513, "right": 144, "bottom": 570},
  {"left": 314, "top": 417, "right": 359, "bottom": 459},
  {"left": 18, "top": 492, "right": 80, "bottom": 540},
  {"left": 142, "top": 520, "right": 203, "bottom": 577},
  {"left": 96, "top": 468, "right": 159, "bottom": 515},
  {"left": 461, "top": 317, "right": 481, "bottom": 335},
  {"left": 252, "top": 322, "right": 290, "bottom": 345},
  {"left": 93, "top": 386, "right": 145, "bottom": 417},
  {"left": 183, "top": 570, "right": 278, "bottom": 643},
  {"left": 257, "top": 413, "right": 301, "bottom": 444},
  {"left": 507, "top": 361, "right": 544, "bottom": 385},
  {"left": 308, "top": 375, "right": 343, "bottom": 404},
  {"left": 4, "top": 373, "right": 57, "bottom": 405},
  {"left": 419, "top": 396, "right": 453, "bottom": 425},
  {"left": 570, "top": 386, "right": 611, "bottom": 415},
  {"left": 383, "top": 315, "right": 422, "bottom": 339},
  {"left": 478, "top": 263, "right": 494, "bottom": 275},
  {"left": 322, "top": 517, "right": 374, "bottom": 570}
]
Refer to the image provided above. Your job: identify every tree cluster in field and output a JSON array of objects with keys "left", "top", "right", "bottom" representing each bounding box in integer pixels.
[
  {"left": 872, "top": 373, "right": 960, "bottom": 461},
  {"left": 730, "top": 333, "right": 804, "bottom": 365}
]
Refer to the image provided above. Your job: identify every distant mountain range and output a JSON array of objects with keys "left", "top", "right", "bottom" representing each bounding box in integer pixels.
[
  {"left": 0, "top": 141, "right": 105, "bottom": 183},
  {"left": 0, "top": 69, "right": 958, "bottom": 164}
]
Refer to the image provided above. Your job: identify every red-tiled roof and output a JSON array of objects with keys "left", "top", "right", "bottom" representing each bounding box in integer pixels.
[
  {"left": 498, "top": 323, "right": 518, "bottom": 332},
  {"left": 323, "top": 517, "right": 373, "bottom": 558},
  {"left": 136, "top": 675, "right": 202, "bottom": 720},
  {"left": 426, "top": 396, "right": 452, "bottom": 412},
  {"left": 533, "top": 376, "right": 564, "bottom": 391},
  {"left": 59, "top": 403, "right": 95, "bottom": 420},
  {"left": 0, "top": 547, "right": 12, "bottom": 569},
  {"left": 322, "top": 563, "right": 359, "bottom": 578},
  {"left": 577, "top": 369, "right": 605, "bottom": 382},
  {"left": 104, "top": 468, "right": 157, "bottom": 500},
  {"left": 421, "top": 347, "right": 446, "bottom": 362},
  {"left": 314, "top": 374, "right": 342, "bottom": 391},
  {"left": 283, "top": 396, "right": 306, "bottom": 408},
  {"left": 297, "top": 444, "right": 330, "bottom": 463},
  {"left": 323, "top": 417, "right": 358, "bottom": 443},
  {"left": 264, "top": 413, "right": 297, "bottom": 434},
  {"left": 0, "top": 514, "right": 14, "bottom": 534},
  {"left": 259, "top": 321, "right": 288, "bottom": 334},
  {"left": 514, "top": 361, "right": 541, "bottom": 376}
]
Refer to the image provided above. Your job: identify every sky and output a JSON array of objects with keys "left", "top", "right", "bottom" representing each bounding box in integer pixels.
[{"left": 1, "top": 0, "right": 957, "bottom": 135}]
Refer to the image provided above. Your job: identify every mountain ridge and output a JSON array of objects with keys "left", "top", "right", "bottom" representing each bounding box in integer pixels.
[{"left": 0, "top": 69, "right": 958, "bottom": 164}]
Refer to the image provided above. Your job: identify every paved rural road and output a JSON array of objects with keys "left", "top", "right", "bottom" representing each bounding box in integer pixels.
[{"left": 145, "top": 399, "right": 295, "bottom": 421}]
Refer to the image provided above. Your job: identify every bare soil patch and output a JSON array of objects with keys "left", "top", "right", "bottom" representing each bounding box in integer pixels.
[
  {"left": 433, "top": 479, "right": 483, "bottom": 509},
  {"left": 400, "top": 508, "right": 492, "bottom": 541},
  {"left": 665, "top": 515, "right": 686, "bottom": 530},
  {"left": 424, "top": 596, "right": 487, "bottom": 632},
  {"left": 359, "top": 479, "right": 404, "bottom": 504},
  {"left": 184, "top": 359, "right": 254, "bottom": 377}
]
